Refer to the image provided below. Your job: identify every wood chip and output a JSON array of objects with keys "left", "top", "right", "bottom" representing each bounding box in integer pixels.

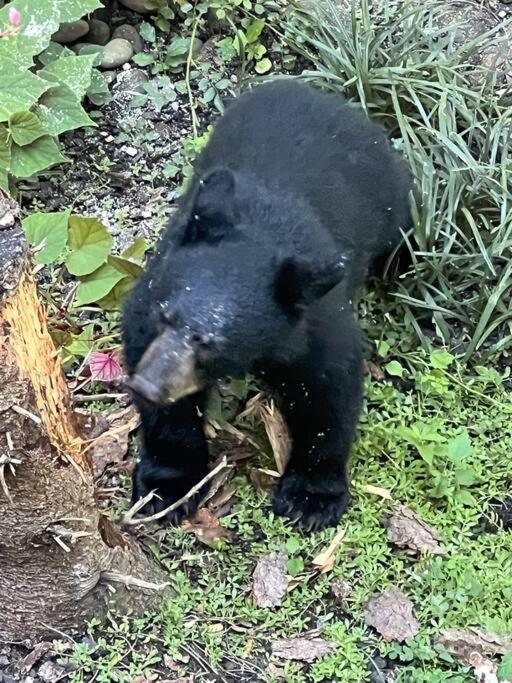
[
  {"left": 271, "top": 637, "right": 337, "bottom": 662},
  {"left": 364, "top": 587, "right": 419, "bottom": 642},
  {"left": 435, "top": 629, "right": 512, "bottom": 664},
  {"left": 252, "top": 552, "right": 289, "bottom": 608},
  {"left": 363, "top": 484, "right": 393, "bottom": 500},
  {"left": 385, "top": 505, "right": 445, "bottom": 555}
]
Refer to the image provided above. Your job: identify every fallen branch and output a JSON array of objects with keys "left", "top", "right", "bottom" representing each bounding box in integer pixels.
[
  {"left": 101, "top": 571, "right": 170, "bottom": 591},
  {"left": 122, "top": 456, "right": 231, "bottom": 526},
  {"left": 72, "top": 392, "right": 129, "bottom": 404}
]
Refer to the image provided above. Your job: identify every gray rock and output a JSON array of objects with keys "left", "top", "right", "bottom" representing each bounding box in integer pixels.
[
  {"left": 118, "top": 0, "right": 153, "bottom": 13},
  {"left": 100, "top": 38, "right": 134, "bottom": 69},
  {"left": 70, "top": 41, "right": 89, "bottom": 54},
  {"left": 87, "top": 18, "right": 111, "bottom": 45},
  {"left": 38, "top": 661, "right": 66, "bottom": 683},
  {"left": 102, "top": 70, "right": 118, "bottom": 85},
  {"left": 114, "top": 68, "right": 149, "bottom": 95},
  {"left": 52, "top": 20, "right": 89, "bottom": 44},
  {"left": 112, "top": 24, "right": 143, "bottom": 53}
]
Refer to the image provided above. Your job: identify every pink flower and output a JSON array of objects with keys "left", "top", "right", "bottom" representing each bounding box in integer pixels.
[{"left": 8, "top": 7, "right": 21, "bottom": 27}]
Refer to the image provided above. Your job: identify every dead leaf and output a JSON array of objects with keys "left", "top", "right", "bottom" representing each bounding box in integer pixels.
[
  {"left": 363, "top": 484, "right": 393, "bottom": 500},
  {"left": 21, "top": 641, "right": 52, "bottom": 675},
  {"left": 271, "top": 637, "right": 337, "bottom": 662},
  {"left": 331, "top": 578, "right": 352, "bottom": 602},
  {"left": 163, "top": 654, "right": 180, "bottom": 672},
  {"left": 181, "top": 508, "right": 233, "bottom": 548},
  {"left": 312, "top": 529, "right": 345, "bottom": 574},
  {"left": 89, "top": 405, "right": 140, "bottom": 478},
  {"left": 366, "top": 361, "right": 385, "bottom": 381},
  {"left": 250, "top": 467, "right": 280, "bottom": 492},
  {"left": 436, "top": 629, "right": 512, "bottom": 665},
  {"left": 252, "top": 552, "right": 289, "bottom": 607},
  {"left": 385, "top": 505, "right": 445, "bottom": 555},
  {"left": 205, "top": 485, "right": 236, "bottom": 515},
  {"left": 259, "top": 400, "right": 291, "bottom": 475},
  {"left": 469, "top": 653, "right": 498, "bottom": 683},
  {"left": 364, "top": 587, "right": 419, "bottom": 642}
]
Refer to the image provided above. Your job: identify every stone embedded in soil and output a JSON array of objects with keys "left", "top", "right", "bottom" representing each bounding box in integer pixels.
[
  {"left": 112, "top": 24, "right": 143, "bottom": 53},
  {"left": 87, "top": 18, "right": 111, "bottom": 46},
  {"left": 113, "top": 68, "right": 149, "bottom": 96},
  {"left": 100, "top": 38, "right": 134, "bottom": 69},
  {"left": 102, "top": 70, "right": 117, "bottom": 85},
  {"left": 52, "top": 20, "right": 89, "bottom": 44},
  {"left": 118, "top": 0, "right": 154, "bottom": 13}
]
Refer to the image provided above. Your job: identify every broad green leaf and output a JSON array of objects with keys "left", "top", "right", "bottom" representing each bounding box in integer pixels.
[
  {"left": 97, "top": 276, "right": 135, "bottom": 310},
  {"left": 287, "top": 556, "right": 304, "bottom": 576},
  {"left": 75, "top": 263, "right": 125, "bottom": 306},
  {"left": 35, "top": 85, "right": 95, "bottom": 136},
  {"left": 66, "top": 216, "right": 113, "bottom": 276},
  {"left": 246, "top": 19, "right": 265, "bottom": 43},
  {"left": 0, "top": 1, "right": 99, "bottom": 68},
  {"left": 133, "top": 53, "right": 155, "bottom": 67},
  {"left": 455, "top": 489, "right": 477, "bottom": 507},
  {"left": 108, "top": 255, "right": 143, "bottom": 278},
  {"left": 454, "top": 468, "right": 476, "bottom": 486},
  {"left": 285, "top": 537, "right": 300, "bottom": 554},
  {"left": 255, "top": 58, "right": 272, "bottom": 74},
  {"left": 22, "top": 210, "right": 70, "bottom": 265},
  {"left": 385, "top": 360, "right": 404, "bottom": 378},
  {"left": 430, "top": 349, "right": 455, "bottom": 370},
  {"left": 40, "top": 54, "right": 96, "bottom": 99},
  {"left": 121, "top": 237, "right": 148, "bottom": 262},
  {"left": 417, "top": 443, "right": 435, "bottom": 467},
  {"left": 447, "top": 431, "right": 472, "bottom": 463},
  {"left": 9, "top": 135, "right": 67, "bottom": 178},
  {"left": 497, "top": 653, "right": 512, "bottom": 681},
  {"left": 9, "top": 111, "right": 47, "bottom": 146},
  {"left": 0, "top": 71, "right": 50, "bottom": 122},
  {"left": 0, "top": 124, "right": 10, "bottom": 192},
  {"left": 377, "top": 340, "right": 390, "bottom": 358},
  {"left": 139, "top": 21, "right": 156, "bottom": 42},
  {"left": 87, "top": 70, "right": 112, "bottom": 107}
]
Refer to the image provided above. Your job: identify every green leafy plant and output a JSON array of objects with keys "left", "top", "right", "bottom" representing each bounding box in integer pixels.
[
  {"left": 283, "top": 0, "right": 512, "bottom": 360},
  {"left": 22, "top": 211, "right": 147, "bottom": 310},
  {"left": 0, "top": 0, "right": 110, "bottom": 194}
]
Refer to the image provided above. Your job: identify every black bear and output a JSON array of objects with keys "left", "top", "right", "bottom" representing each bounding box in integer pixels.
[{"left": 122, "top": 80, "right": 412, "bottom": 531}]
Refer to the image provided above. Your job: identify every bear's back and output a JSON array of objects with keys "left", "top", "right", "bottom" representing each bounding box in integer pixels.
[{"left": 195, "top": 80, "right": 411, "bottom": 262}]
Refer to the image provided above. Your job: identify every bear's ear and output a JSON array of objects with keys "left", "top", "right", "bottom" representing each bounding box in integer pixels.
[
  {"left": 181, "top": 169, "right": 238, "bottom": 245},
  {"left": 274, "top": 254, "right": 347, "bottom": 310}
]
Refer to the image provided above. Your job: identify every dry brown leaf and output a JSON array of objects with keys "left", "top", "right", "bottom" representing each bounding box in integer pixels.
[
  {"left": 271, "top": 637, "right": 337, "bottom": 662},
  {"left": 252, "top": 552, "right": 289, "bottom": 608},
  {"left": 385, "top": 505, "right": 445, "bottom": 555},
  {"left": 366, "top": 361, "right": 385, "bottom": 382},
  {"left": 259, "top": 400, "right": 291, "bottom": 475},
  {"left": 250, "top": 467, "right": 280, "bottom": 492},
  {"left": 312, "top": 529, "right": 345, "bottom": 574},
  {"left": 181, "top": 508, "right": 233, "bottom": 548},
  {"left": 21, "top": 642, "right": 52, "bottom": 675},
  {"left": 89, "top": 405, "right": 140, "bottom": 478},
  {"left": 435, "top": 629, "right": 512, "bottom": 665},
  {"left": 364, "top": 587, "right": 419, "bottom": 642},
  {"left": 363, "top": 484, "right": 393, "bottom": 500}
]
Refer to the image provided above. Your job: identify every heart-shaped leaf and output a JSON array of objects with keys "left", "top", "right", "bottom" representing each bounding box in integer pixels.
[
  {"left": 66, "top": 215, "right": 112, "bottom": 276},
  {"left": 22, "top": 210, "right": 70, "bottom": 264}
]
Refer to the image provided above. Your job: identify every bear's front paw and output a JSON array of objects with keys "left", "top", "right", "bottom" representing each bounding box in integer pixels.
[
  {"left": 131, "top": 458, "right": 208, "bottom": 524},
  {"left": 272, "top": 471, "right": 350, "bottom": 532}
]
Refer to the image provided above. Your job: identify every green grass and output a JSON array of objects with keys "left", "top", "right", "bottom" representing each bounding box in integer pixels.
[
  {"left": 281, "top": 0, "right": 512, "bottom": 361},
  {"left": 55, "top": 309, "right": 512, "bottom": 682}
]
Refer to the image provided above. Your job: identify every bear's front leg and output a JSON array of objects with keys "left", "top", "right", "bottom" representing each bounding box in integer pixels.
[
  {"left": 269, "top": 337, "right": 363, "bottom": 531},
  {"left": 132, "top": 392, "right": 209, "bottom": 523}
]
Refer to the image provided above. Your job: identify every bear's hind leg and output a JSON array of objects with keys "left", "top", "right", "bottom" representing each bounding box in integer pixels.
[{"left": 132, "top": 393, "right": 209, "bottom": 523}]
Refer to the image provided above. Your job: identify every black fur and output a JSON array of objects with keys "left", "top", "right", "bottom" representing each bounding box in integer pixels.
[{"left": 122, "top": 80, "right": 412, "bottom": 531}]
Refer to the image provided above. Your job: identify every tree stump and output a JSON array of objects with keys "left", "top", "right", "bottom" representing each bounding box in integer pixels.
[{"left": 0, "top": 197, "right": 169, "bottom": 643}]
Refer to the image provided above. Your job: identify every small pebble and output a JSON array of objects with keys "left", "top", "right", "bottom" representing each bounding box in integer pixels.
[{"left": 124, "top": 146, "right": 138, "bottom": 157}]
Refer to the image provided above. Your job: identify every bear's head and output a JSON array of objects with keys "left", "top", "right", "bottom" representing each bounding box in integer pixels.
[{"left": 127, "top": 169, "right": 347, "bottom": 405}]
